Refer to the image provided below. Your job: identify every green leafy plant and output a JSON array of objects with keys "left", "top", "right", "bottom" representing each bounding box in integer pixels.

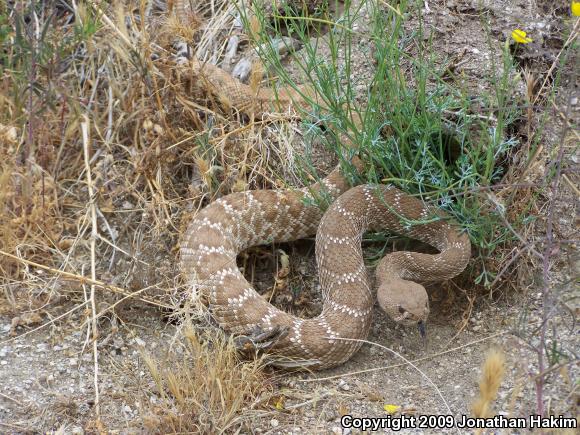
[{"left": 239, "top": 0, "right": 530, "bottom": 286}]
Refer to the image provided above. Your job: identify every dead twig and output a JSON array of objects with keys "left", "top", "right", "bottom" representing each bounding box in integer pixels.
[
  {"left": 0, "top": 250, "right": 172, "bottom": 310},
  {"left": 80, "top": 116, "right": 101, "bottom": 422},
  {"left": 325, "top": 337, "right": 458, "bottom": 433},
  {"left": 534, "top": 99, "right": 572, "bottom": 416},
  {"left": 299, "top": 331, "right": 506, "bottom": 382},
  {"left": 0, "top": 301, "right": 89, "bottom": 345}
]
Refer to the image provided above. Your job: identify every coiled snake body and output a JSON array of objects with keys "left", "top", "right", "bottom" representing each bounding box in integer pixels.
[{"left": 180, "top": 61, "right": 471, "bottom": 369}]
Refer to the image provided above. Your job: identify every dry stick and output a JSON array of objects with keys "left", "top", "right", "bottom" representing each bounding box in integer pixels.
[
  {"left": 96, "top": 232, "right": 149, "bottom": 266},
  {"left": 88, "top": 1, "right": 133, "bottom": 48},
  {"left": 532, "top": 18, "right": 580, "bottom": 107},
  {"left": 489, "top": 243, "right": 535, "bottom": 288},
  {"left": 535, "top": 99, "right": 572, "bottom": 417},
  {"left": 0, "top": 422, "right": 26, "bottom": 430},
  {"left": 533, "top": 358, "right": 580, "bottom": 382},
  {"left": 80, "top": 117, "right": 101, "bottom": 422},
  {"left": 330, "top": 337, "right": 459, "bottom": 434},
  {"left": 299, "top": 331, "right": 507, "bottom": 383},
  {"left": 0, "top": 391, "right": 25, "bottom": 407},
  {"left": 0, "top": 250, "right": 172, "bottom": 310},
  {"left": 551, "top": 102, "right": 580, "bottom": 197},
  {"left": 508, "top": 19, "right": 579, "bottom": 204},
  {"left": 283, "top": 392, "right": 334, "bottom": 410},
  {"left": 445, "top": 280, "right": 475, "bottom": 345},
  {"left": 78, "top": 282, "right": 169, "bottom": 330},
  {"left": 486, "top": 192, "right": 544, "bottom": 260},
  {"left": 0, "top": 301, "right": 89, "bottom": 345},
  {"left": 562, "top": 174, "right": 579, "bottom": 197}
]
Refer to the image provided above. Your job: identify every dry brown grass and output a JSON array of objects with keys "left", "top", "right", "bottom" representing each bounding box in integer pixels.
[
  {"left": 140, "top": 324, "right": 271, "bottom": 433},
  {"left": 0, "top": 1, "right": 301, "bottom": 301},
  {"left": 0, "top": 0, "right": 296, "bottom": 428}
]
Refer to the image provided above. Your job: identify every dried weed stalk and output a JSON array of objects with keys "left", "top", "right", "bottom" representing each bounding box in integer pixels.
[
  {"left": 140, "top": 324, "right": 270, "bottom": 433},
  {"left": 472, "top": 348, "right": 506, "bottom": 419}
]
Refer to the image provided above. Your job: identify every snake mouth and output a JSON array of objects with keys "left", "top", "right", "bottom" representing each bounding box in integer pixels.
[{"left": 417, "top": 321, "right": 426, "bottom": 338}]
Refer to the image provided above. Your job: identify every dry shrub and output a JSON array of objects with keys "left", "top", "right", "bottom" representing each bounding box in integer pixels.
[
  {"left": 0, "top": 0, "right": 298, "bottom": 305},
  {"left": 141, "top": 325, "right": 270, "bottom": 433},
  {"left": 0, "top": 157, "right": 64, "bottom": 277},
  {"left": 0, "top": 3, "right": 286, "bottom": 426}
]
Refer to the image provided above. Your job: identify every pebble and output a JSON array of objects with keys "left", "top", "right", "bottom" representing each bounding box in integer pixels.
[
  {"left": 338, "top": 379, "right": 350, "bottom": 391},
  {"left": 270, "top": 418, "right": 279, "bottom": 428},
  {"left": 114, "top": 338, "right": 125, "bottom": 348}
]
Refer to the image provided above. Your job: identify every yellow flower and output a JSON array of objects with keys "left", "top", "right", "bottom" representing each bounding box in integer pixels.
[
  {"left": 511, "top": 29, "right": 533, "bottom": 44},
  {"left": 383, "top": 404, "right": 401, "bottom": 414},
  {"left": 273, "top": 396, "right": 285, "bottom": 410},
  {"left": 572, "top": 1, "right": 580, "bottom": 16}
]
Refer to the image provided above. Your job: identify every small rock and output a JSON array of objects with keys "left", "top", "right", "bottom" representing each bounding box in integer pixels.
[
  {"left": 570, "top": 97, "right": 578, "bottom": 106},
  {"left": 338, "top": 379, "right": 350, "bottom": 391},
  {"left": 270, "top": 418, "right": 279, "bottom": 428},
  {"left": 113, "top": 338, "right": 125, "bottom": 348},
  {"left": 324, "top": 409, "right": 338, "bottom": 421}
]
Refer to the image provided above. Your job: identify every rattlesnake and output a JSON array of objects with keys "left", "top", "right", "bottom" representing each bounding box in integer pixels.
[{"left": 179, "top": 58, "right": 471, "bottom": 369}]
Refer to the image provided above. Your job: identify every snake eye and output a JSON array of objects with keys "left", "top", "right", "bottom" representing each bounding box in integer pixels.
[{"left": 398, "top": 306, "right": 406, "bottom": 315}]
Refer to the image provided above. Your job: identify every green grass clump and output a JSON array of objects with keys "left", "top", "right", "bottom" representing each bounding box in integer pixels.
[{"left": 240, "top": 0, "right": 540, "bottom": 287}]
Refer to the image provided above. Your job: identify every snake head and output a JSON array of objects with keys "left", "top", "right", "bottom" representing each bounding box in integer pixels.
[{"left": 376, "top": 277, "right": 430, "bottom": 329}]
